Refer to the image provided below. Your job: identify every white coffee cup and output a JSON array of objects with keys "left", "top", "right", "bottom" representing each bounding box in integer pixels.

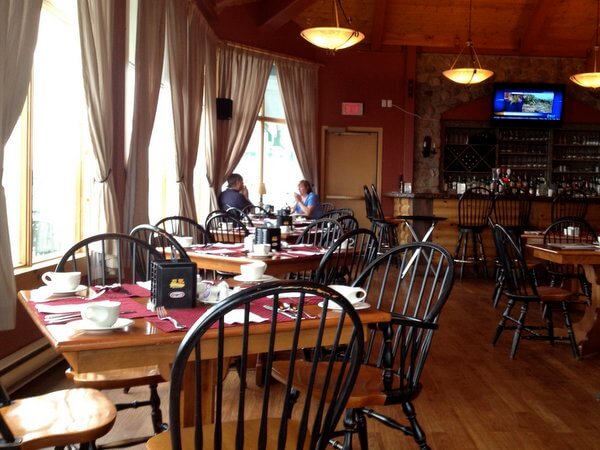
[
  {"left": 81, "top": 300, "right": 120, "bottom": 327},
  {"left": 328, "top": 285, "right": 367, "bottom": 305},
  {"left": 41, "top": 271, "right": 81, "bottom": 292},
  {"left": 240, "top": 261, "right": 267, "bottom": 280},
  {"left": 174, "top": 236, "right": 193, "bottom": 247},
  {"left": 340, "top": 238, "right": 355, "bottom": 250},
  {"left": 253, "top": 243, "right": 271, "bottom": 255}
]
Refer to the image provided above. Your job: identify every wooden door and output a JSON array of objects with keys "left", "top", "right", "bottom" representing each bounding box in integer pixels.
[{"left": 321, "top": 127, "right": 382, "bottom": 229}]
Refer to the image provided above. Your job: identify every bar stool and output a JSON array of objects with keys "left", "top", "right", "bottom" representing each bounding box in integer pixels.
[{"left": 454, "top": 186, "right": 494, "bottom": 280}]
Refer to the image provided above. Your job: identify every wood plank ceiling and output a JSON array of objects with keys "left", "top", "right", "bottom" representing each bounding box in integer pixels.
[{"left": 202, "top": 0, "right": 600, "bottom": 59}]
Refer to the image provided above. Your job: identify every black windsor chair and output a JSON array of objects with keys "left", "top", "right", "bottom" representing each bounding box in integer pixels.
[
  {"left": 492, "top": 224, "right": 581, "bottom": 359},
  {"left": 272, "top": 242, "right": 455, "bottom": 450},
  {"left": 55, "top": 233, "right": 167, "bottom": 447},
  {"left": 551, "top": 189, "right": 588, "bottom": 222},
  {"left": 155, "top": 215, "right": 212, "bottom": 245},
  {"left": 146, "top": 281, "right": 365, "bottom": 450},
  {"left": 205, "top": 211, "right": 249, "bottom": 243},
  {"left": 130, "top": 223, "right": 190, "bottom": 262}
]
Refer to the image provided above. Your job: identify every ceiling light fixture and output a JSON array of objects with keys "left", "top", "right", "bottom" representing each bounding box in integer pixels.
[
  {"left": 300, "top": 0, "right": 365, "bottom": 51},
  {"left": 442, "top": 0, "right": 494, "bottom": 85},
  {"left": 570, "top": 0, "right": 600, "bottom": 88}
]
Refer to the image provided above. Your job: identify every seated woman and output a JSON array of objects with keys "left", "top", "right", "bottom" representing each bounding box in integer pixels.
[{"left": 292, "top": 179, "right": 322, "bottom": 219}]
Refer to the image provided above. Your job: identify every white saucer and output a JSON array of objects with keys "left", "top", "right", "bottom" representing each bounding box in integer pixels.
[
  {"left": 233, "top": 274, "right": 276, "bottom": 283},
  {"left": 67, "top": 318, "right": 134, "bottom": 332},
  {"left": 318, "top": 301, "right": 371, "bottom": 311},
  {"left": 247, "top": 252, "right": 275, "bottom": 258},
  {"left": 42, "top": 284, "right": 87, "bottom": 295}
]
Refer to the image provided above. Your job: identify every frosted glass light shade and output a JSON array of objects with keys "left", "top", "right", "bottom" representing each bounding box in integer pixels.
[
  {"left": 300, "top": 26, "right": 364, "bottom": 51},
  {"left": 442, "top": 67, "right": 494, "bottom": 85},
  {"left": 570, "top": 72, "right": 600, "bottom": 88}
]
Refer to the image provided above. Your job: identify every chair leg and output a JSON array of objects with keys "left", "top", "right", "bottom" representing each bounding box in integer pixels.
[
  {"left": 560, "top": 301, "right": 580, "bottom": 359},
  {"left": 402, "top": 401, "right": 429, "bottom": 450},
  {"left": 542, "top": 304, "right": 555, "bottom": 347},
  {"left": 476, "top": 231, "right": 489, "bottom": 279},
  {"left": 493, "top": 299, "right": 514, "bottom": 346},
  {"left": 148, "top": 384, "right": 166, "bottom": 433},
  {"left": 492, "top": 267, "right": 505, "bottom": 308},
  {"left": 510, "top": 302, "right": 529, "bottom": 359}
]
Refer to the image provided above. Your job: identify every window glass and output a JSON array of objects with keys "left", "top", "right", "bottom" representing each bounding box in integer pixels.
[
  {"left": 233, "top": 65, "right": 302, "bottom": 211},
  {"left": 4, "top": 0, "right": 92, "bottom": 267}
]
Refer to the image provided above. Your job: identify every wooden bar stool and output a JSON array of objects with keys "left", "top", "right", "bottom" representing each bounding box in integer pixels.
[{"left": 454, "top": 187, "right": 494, "bottom": 280}]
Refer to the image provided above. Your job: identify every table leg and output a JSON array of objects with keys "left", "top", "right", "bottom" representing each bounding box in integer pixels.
[{"left": 573, "top": 264, "right": 600, "bottom": 357}]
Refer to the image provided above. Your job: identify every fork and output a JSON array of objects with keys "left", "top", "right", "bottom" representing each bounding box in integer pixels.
[{"left": 156, "top": 306, "right": 186, "bottom": 329}]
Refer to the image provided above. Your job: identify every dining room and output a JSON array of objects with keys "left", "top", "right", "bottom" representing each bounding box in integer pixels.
[{"left": 3, "top": 0, "right": 600, "bottom": 449}]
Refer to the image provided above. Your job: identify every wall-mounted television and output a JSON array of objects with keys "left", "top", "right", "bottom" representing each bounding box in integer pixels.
[{"left": 491, "top": 83, "right": 565, "bottom": 126}]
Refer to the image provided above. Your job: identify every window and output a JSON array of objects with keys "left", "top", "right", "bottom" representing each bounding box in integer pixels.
[
  {"left": 4, "top": 0, "right": 93, "bottom": 268},
  {"left": 234, "top": 65, "right": 303, "bottom": 209},
  {"left": 125, "top": 0, "right": 178, "bottom": 225}
]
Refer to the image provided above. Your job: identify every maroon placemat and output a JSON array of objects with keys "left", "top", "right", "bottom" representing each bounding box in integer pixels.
[{"left": 147, "top": 295, "right": 323, "bottom": 332}]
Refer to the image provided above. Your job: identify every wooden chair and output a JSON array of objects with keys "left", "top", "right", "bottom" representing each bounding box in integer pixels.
[
  {"left": 130, "top": 223, "right": 190, "bottom": 261},
  {"left": 364, "top": 185, "right": 399, "bottom": 251},
  {"left": 454, "top": 186, "right": 494, "bottom": 280},
  {"left": 321, "top": 207, "right": 355, "bottom": 221},
  {"left": 205, "top": 211, "right": 249, "bottom": 243},
  {"left": 492, "top": 224, "right": 581, "bottom": 359},
  {"left": 551, "top": 189, "right": 588, "bottom": 221},
  {"left": 146, "top": 281, "right": 364, "bottom": 450},
  {"left": 490, "top": 188, "right": 533, "bottom": 307},
  {"left": 320, "top": 202, "right": 335, "bottom": 214},
  {"left": 56, "top": 233, "right": 167, "bottom": 447},
  {"left": 225, "top": 206, "right": 254, "bottom": 227},
  {"left": 542, "top": 217, "right": 597, "bottom": 302},
  {"left": 313, "top": 228, "right": 379, "bottom": 285},
  {"left": 337, "top": 214, "right": 359, "bottom": 233},
  {"left": 242, "top": 204, "right": 275, "bottom": 219},
  {"left": 294, "top": 217, "right": 343, "bottom": 247},
  {"left": 0, "top": 379, "right": 116, "bottom": 450},
  {"left": 273, "top": 242, "right": 455, "bottom": 449},
  {"left": 155, "top": 215, "right": 212, "bottom": 245}
]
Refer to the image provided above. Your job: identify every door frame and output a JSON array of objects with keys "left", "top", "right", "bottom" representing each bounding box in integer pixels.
[{"left": 319, "top": 126, "right": 383, "bottom": 202}]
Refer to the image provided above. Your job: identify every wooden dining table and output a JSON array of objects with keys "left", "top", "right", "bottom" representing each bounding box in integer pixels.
[
  {"left": 184, "top": 243, "right": 326, "bottom": 277},
  {"left": 527, "top": 243, "right": 600, "bottom": 357},
  {"left": 18, "top": 287, "right": 390, "bottom": 425}
]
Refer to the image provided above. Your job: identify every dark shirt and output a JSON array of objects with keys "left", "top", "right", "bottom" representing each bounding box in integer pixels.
[{"left": 218, "top": 188, "right": 252, "bottom": 211}]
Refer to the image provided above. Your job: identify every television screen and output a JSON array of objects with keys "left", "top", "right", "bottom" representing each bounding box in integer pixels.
[{"left": 491, "top": 83, "right": 565, "bottom": 126}]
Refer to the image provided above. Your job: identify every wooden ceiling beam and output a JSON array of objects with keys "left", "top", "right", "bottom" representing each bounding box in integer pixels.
[
  {"left": 194, "top": 0, "right": 218, "bottom": 24},
  {"left": 370, "top": 0, "right": 387, "bottom": 51},
  {"left": 259, "top": 0, "right": 316, "bottom": 32},
  {"left": 518, "top": 0, "right": 550, "bottom": 54}
]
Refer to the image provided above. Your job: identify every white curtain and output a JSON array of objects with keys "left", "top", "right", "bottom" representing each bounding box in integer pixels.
[
  {"left": 207, "top": 44, "right": 274, "bottom": 210},
  {"left": 0, "top": 0, "right": 42, "bottom": 330},
  {"left": 78, "top": 0, "right": 120, "bottom": 234},
  {"left": 166, "top": 0, "right": 207, "bottom": 219},
  {"left": 123, "top": 0, "right": 165, "bottom": 233},
  {"left": 277, "top": 59, "right": 319, "bottom": 192}
]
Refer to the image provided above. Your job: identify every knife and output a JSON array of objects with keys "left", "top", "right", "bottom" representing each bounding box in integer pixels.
[{"left": 262, "top": 304, "right": 296, "bottom": 319}]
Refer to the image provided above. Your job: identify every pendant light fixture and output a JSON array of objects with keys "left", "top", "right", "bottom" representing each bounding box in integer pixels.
[
  {"left": 442, "top": 0, "right": 494, "bottom": 85},
  {"left": 300, "top": 0, "right": 365, "bottom": 51},
  {"left": 570, "top": 0, "right": 600, "bottom": 88}
]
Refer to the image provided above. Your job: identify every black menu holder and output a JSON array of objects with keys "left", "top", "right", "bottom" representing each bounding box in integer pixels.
[
  {"left": 255, "top": 227, "right": 281, "bottom": 251},
  {"left": 150, "top": 261, "right": 197, "bottom": 309},
  {"left": 276, "top": 214, "right": 293, "bottom": 227}
]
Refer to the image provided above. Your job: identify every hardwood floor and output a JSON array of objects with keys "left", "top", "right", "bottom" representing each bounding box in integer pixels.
[{"left": 14, "top": 277, "right": 600, "bottom": 449}]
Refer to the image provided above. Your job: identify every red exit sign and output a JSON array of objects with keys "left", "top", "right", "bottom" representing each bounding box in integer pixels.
[{"left": 341, "top": 102, "right": 364, "bottom": 116}]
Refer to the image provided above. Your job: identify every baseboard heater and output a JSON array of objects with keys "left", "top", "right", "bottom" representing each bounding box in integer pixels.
[{"left": 0, "top": 339, "right": 63, "bottom": 393}]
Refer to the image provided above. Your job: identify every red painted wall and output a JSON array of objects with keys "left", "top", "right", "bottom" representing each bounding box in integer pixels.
[{"left": 212, "top": 4, "right": 411, "bottom": 212}]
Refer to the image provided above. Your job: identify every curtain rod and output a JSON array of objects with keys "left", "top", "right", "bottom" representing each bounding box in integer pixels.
[{"left": 222, "top": 40, "right": 323, "bottom": 67}]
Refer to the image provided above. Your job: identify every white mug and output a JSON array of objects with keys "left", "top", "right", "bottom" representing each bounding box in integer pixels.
[
  {"left": 328, "top": 285, "right": 367, "bottom": 304},
  {"left": 340, "top": 238, "right": 355, "bottom": 250},
  {"left": 81, "top": 300, "right": 120, "bottom": 327},
  {"left": 253, "top": 243, "right": 271, "bottom": 255},
  {"left": 41, "top": 271, "right": 81, "bottom": 292},
  {"left": 240, "top": 261, "right": 266, "bottom": 280},
  {"left": 174, "top": 236, "right": 193, "bottom": 247}
]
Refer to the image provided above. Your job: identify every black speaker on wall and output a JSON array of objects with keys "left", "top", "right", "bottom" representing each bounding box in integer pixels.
[{"left": 216, "top": 98, "right": 233, "bottom": 120}]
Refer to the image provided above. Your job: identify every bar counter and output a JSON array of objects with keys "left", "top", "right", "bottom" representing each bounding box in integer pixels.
[{"left": 384, "top": 191, "right": 600, "bottom": 261}]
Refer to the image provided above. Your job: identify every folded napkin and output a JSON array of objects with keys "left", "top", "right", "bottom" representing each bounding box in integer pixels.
[
  {"left": 224, "top": 310, "right": 268, "bottom": 325},
  {"left": 91, "top": 283, "right": 151, "bottom": 300}
]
